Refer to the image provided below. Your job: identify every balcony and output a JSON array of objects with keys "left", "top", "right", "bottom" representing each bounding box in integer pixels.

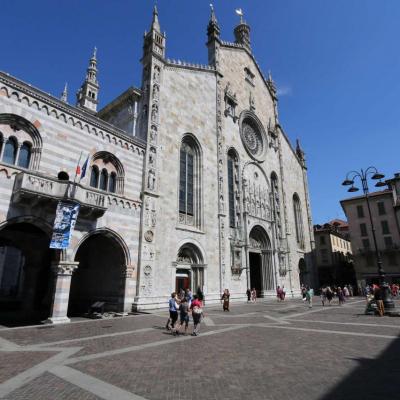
[{"left": 12, "top": 171, "right": 107, "bottom": 218}]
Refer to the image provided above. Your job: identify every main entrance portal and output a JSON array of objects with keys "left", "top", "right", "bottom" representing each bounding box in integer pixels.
[{"left": 248, "top": 225, "right": 274, "bottom": 297}]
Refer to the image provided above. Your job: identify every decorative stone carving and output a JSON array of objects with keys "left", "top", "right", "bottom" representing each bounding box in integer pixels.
[
  {"left": 150, "top": 125, "right": 157, "bottom": 143},
  {"left": 147, "top": 169, "right": 156, "bottom": 190},
  {"left": 153, "top": 65, "right": 160, "bottom": 82},
  {"left": 144, "top": 230, "right": 154, "bottom": 242},
  {"left": 224, "top": 82, "right": 238, "bottom": 122},
  {"left": 151, "top": 104, "right": 158, "bottom": 124},
  {"left": 239, "top": 114, "right": 267, "bottom": 162},
  {"left": 143, "top": 245, "right": 155, "bottom": 261},
  {"left": 249, "top": 92, "right": 255, "bottom": 111},
  {"left": 148, "top": 146, "right": 156, "bottom": 166},
  {"left": 152, "top": 84, "right": 159, "bottom": 101}
]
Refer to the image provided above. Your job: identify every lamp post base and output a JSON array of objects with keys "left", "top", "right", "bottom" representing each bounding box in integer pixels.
[{"left": 381, "top": 283, "right": 395, "bottom": 310}]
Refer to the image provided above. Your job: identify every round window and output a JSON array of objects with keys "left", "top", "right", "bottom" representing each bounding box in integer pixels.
[{"left": 239, "top": 113, "right": 266, "bottom": 161}]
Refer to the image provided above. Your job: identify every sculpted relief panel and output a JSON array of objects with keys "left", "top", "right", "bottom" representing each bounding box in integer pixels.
[{"left": 242, "top": 163, "right": 270, "bottom": 221}]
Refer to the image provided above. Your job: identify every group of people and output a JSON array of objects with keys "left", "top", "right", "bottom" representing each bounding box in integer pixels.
[
  {"left": 166, "top": 288, "right": 204, "bottom": 336},
  {"left": 319, "top": 285, "right": 353, "bottom": 306},
  {"left": 246, "top": 288, "right": 258, "bottom": 302}
]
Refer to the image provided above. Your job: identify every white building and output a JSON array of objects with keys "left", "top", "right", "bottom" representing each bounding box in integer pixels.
[{"left": 0, "top": 7, "right": 314, "bottom": 324}]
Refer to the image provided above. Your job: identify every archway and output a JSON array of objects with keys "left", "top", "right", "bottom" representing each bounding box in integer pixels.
[
  {"left": 176, "top": 243, "right": 204, "bottom": 293},
  {"left": 248, "top": 225, "right": 273, "bottom": 297},
  {"left": 0, "top": 222, "right": 55, "bottom": 325},
  {"left": 299, "top": 258, "right": 307, "bottom": 287},
  {"left": 68, "top": 232, "right": 126, "bottom": 316}
]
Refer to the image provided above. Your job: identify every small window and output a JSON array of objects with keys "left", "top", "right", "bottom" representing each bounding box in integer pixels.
[
  {"left": 99, "top": 169, "right": 108, "bottom": 191},
  {"left": 320, "top": 236, "right": 326, "bottom": 245},
  {"left": 90, "top": 166, "right": 99, "bottom": 188},
  {"left": 3, "top": 137, "right": 17, "bottom": 165},
  {"left": 381, "top": 220, "right": 390, "bottom": 235},
  {"left": 360, "top": 223, "right": 368, "bottom": 237},
  {"left": 384, "top": 236, "right": 393, "bottom": 248},
  {"left": 357, "top": 205, "right": 364, "bottom": 218},
  {"left": 362, "top": 238, "right": 370, "bottom": 249},
  {"left": 388, "top": 253, "right": 398, "bottom": 266},
  {"left": 57, "top": 171, "right": 69, "bottom": 181},
  {"left": 377, "top": 201, "right": 386, "bottom": 216},
  {"left": 109, "top": 172, "right": 116, "bottom": 193},
  {"left": 17, "top": 142, "right": 31, "bottom": 168},
  {"left": 366, "top": 254, "right": 374, "bottom": 266}
]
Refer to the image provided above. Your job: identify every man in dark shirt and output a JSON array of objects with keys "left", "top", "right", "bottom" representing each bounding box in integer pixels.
[{"left": 374, "top": 286, "right": 384, "bottom": 317}]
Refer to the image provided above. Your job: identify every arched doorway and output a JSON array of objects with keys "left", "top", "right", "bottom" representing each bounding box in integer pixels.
[
  {"left": 299, "top": 258, "right": 307, "bottom": 287},
  {"left": 0, "top": 222, "right": 55, "bottom": 324},
  {"left": 248, "top": 225, "right": 273, "bottom": 297},
  {"left": 68, "top": 232, "right": 126, "bottom": 316},
  {"left": 176, "top": 243, "right": 204, "bottom": 293}
]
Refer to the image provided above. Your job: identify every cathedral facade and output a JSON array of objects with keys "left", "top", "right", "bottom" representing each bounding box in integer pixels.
[{"left": 0, "top": 7, "right": 314, "bottom": 323}]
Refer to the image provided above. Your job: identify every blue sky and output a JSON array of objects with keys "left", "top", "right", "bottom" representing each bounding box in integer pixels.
[{"left": 1, "top": 0, "right": 399, "bottom": 224}]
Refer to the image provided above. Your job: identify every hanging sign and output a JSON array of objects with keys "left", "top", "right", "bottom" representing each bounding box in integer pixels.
[{"left": 50, "top": 201, "right": 80, "bottom": 249}]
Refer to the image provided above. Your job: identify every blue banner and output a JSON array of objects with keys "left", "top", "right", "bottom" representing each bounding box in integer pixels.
[{"left": 50, "top": 201, "right": 80, "bottom": 249}]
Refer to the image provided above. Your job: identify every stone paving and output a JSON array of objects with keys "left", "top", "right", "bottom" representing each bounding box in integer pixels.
[{"left": 0, "top": 298, "right": 400, "bottom": 400}]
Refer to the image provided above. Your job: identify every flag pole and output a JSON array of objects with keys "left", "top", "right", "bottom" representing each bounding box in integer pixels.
[{"left": 73, "top": 151, "right": 83, "bottom": 186}]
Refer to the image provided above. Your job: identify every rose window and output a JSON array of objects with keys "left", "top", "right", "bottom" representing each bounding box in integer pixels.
[{"left": 240, "top": 117, "right": 265, "bottom": 160}]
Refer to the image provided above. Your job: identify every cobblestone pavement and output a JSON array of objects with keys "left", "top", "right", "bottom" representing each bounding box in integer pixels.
[{"left": 1, "top": 298, "right": 400, "bottom": 400}]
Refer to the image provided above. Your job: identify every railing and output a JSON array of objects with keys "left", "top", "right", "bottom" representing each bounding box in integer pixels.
[{"left": 13, "top": 171, "right": 107, "bottom": 216}]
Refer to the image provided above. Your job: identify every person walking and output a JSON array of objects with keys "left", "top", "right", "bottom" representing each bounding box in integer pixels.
[
  {"left": 337, "top": 287, "right": 345, "bottom": 306},
  {"left": 320, "top": 287, "right": 327, "bottom": 306},
  {"left": 374, "top": 285, "right": 385, "bottom": 317},
  {"left": 251, "top": 288, "right": 257, "bottom": 302},
  {"left": 221, "top": 289, "right": 230, "bottom": 311},
  {"left": 305, "top": 286, "right": 313, "bottom": 308},
  {"left": 176, "top": 297, "right": 190, "bottom": 335},
  {"left": 190, "top": 294, "right": 203, "bottom": 336},
  {"left": 166, "top": 292, "right": 179, "bottom": 331},
  {"left": 326, "top": 286, "right": 333, "bottom": 306},
  {"left": 246, "top": 288, "right": 251, "bottom": 302}
]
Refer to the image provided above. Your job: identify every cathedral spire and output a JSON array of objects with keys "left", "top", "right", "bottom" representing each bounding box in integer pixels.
[
  {"left": 142, "top": 6, "right": 166, "bottom": 60},
  {"left": 151, "top": 5, "right": 161, "bottom": 32},
  {"left": 207, "top": 4, "right": 220, "bottom": 42},
  {"left": 76, "top": 47, "right": 100, "bottom": 113},
  {"left": 61, "top": 82, "right": 68, "bottom": 103},
  {"left": 234, "top": 8, "right": 251, "bottom": 51}
]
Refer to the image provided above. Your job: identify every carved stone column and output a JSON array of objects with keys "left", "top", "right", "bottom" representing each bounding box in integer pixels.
[
  {"left": 121, "top": 265, "right": 135, "bottom": 313},
  {"left": 45, "top": 261, "right": 78, "bottom": 324}
]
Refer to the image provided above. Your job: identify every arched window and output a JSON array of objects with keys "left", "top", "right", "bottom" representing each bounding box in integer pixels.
[
  {"left": 179, "top": 135, "right": 201, "bottom": 227},
  {"left": 99, "top": 169, "right": 108, "bottom": 191},
  {"left": 271, "top": 172, "right": 281, "bottom": 240},
  {"left": 3, "top": 137, "right": 17, "bottom": 165},
  {"left": 293, "top": 193, "right": 305, "bottom": 249},
  {"left": 227, "top": 149, "right": 238, "bottom": 228},
  {"left": 17, "top": 142, "right": 31, "bottom": 168},
  {"left": 90, "top": 166, "right": 99, "bottom": 188},
  {"left": 109, "top": 172, "right": 116, "bottom": 193}
]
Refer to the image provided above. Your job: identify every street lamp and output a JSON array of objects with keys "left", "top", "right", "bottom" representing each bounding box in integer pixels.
[{"left": 342, "top": 166, "right": 395, "bottom": 311}]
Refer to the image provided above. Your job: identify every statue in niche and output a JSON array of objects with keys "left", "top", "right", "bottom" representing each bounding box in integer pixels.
[
  {"left": 150, "top": 125, "right": 157, "bottom": 143},
  {"left": 149, "top": 147, "right": 156, "bottom": 166},
  {"left": 151, "top": 104, "right": 158, "bottom": 123},
  {"left": 153, "top": 66, "right": 160, "bottom": 82},
  {"left": 152, "top": 85, "right": 159, "bottom": 101},
  {"left": 148, "top": 169, "right": 156, "bottom": 190}
]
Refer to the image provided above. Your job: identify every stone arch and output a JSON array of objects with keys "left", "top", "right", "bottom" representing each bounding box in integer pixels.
[
  {"left": 68, "top": 227, "right": 130, "bottom": 316},
  {"left": 248, "top": 225, "right": 274, "bottom": 296},
  {"left": 0, "top": 114, "right": 43, "bottom": 170},
  {"left": 175, "top": 240, "right": 206, "bottom": 293},
  {"left": 0, "top": 217, "right": 65, "bottom": 324},
  {"left": 91, "top": 151, "right": 125, "bottom": 194}
]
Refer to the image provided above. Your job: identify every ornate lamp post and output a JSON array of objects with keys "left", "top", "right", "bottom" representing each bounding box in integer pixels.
[{"left": 342, "top": 166, "right": 395, "bottom": 311}]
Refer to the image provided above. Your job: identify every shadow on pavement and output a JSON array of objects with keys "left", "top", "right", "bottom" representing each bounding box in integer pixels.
[{"left": 319, "top": 335, "right": 400, "bottom": 400}]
